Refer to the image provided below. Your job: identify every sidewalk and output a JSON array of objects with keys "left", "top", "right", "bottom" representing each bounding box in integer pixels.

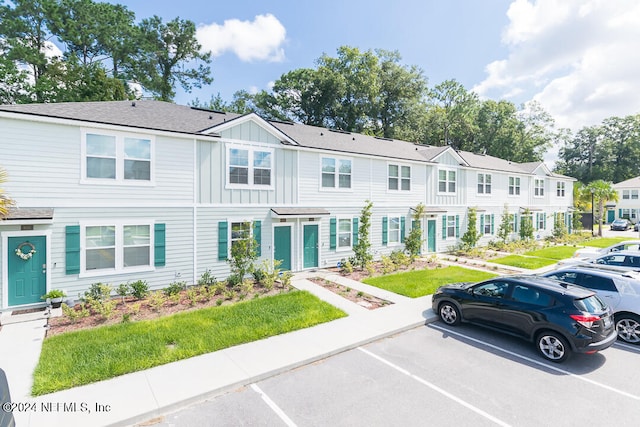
[{"left": 0, "top": 271, "right": 435, "bottom": 427}]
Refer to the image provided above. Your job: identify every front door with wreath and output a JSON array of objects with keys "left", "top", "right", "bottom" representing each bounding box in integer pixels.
[{"left": 7, "top": 235, "right": 46, "bottom": 306}]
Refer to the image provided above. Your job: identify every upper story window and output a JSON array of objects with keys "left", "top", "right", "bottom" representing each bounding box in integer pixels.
[
  {"left": 509, "top": 176, "right": 521, "bottom": 196},
  {"left": 388, "top": 164, "right": 411, "bottom": 191},
  {"left": 227, "top": 145, "right": 273, "bottom": 188},
  {"left": 83, "top": 131, "right": 152, "bottom": 184},
  {"left": 322, "top": 157, "right": 352, "bottom": 190},
  {"left": 623, "top": 189, "right": 639, "bottom": 200},
  {"left": 438, "top": 169, "right": 456, "bottom": 194},
  {"left": 477, "top": 173, "right": 492, "bottom": 194},
  {"left": 556, "top": 182, "right": 566, "bottom": 197},
  {"left": 534, "top": 178, "right": 545, "bottom": 197}
]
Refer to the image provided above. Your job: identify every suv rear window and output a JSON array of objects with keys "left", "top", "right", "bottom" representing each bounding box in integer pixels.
[{"left": 574, "top": 295, "right": 607, "bottom": 312}]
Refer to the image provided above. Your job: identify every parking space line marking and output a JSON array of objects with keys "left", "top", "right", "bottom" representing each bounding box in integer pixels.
[
  {"left": 250, "top": 383, "right": 297, "bottom": 427},
  {"left": 431, "top": 324, "right": 640, "bottom": 401},
  {"left": 358, "top": 347, "right": 512, "bottom": 427},
  {"left": 614, "top": 342, "right": 640, "bottom": 353}
]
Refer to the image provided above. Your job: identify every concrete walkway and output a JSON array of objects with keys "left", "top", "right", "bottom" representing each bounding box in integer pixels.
[{"left": 0, "top": 271, "right": 435, "bottom": 427}]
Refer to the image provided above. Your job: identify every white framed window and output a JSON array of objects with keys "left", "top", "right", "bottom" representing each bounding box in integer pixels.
[
  {"left": 388, "top": 216, "right": 401, "bottom": 244},
  {"left": 230, "top": 221, "right": 252, "bottom": 250},
  {"left": 226, "top": 145, "right": 273, "bottom": 188},
  {"left": 446, "top": 216, "right": 456, "bottom": 238},
  {"left": 632, "top": 190, "right": 639, "bottom": 200},
  {"left": 438, "top": 169, "right": 456, "bottom": 194},
  {"left": 81, "top": 221, "right": 153, "bottom": 277},
  {"left": 623, "top": 190, "right": 630, "bottom": 200},
  {"left": 534, "top": 179, "right": 545, "bottom": 197},
  {"left": 477, "top": 173, "right": 492, "bottom": 194},
  {"left": 536, "top": 213, "right": 545, "bottom": 230},
  {"left": 509, "top": 176, "right": 521, "bottom": 196},
  {"left": 388, "top": 164, "right": 411, "bottom": 191},
  {"left": 556, "top": 182, "right": 565, "bottom": 197},
  {"left": 82, "top": 130, "right": 153, "bottom": 184},
  {"left": 482, "top": 214, "right": 492, "bottom": 234},
  {"left": 322, "top": 157, "right": 352, "bottom": 190},
  {"left": 337, "top": 218, "right": 352, "bottom": 249}
]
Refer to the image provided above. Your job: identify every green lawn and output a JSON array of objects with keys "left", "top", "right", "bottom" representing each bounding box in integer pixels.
[
  {"left": 32, "top": 291, "right": 346, "bottom": 395},
  {"left": 491, "top": 254, "right": 558, "bottom": 269},
  {"left": 581, "top": 237, "right": 631, "bottom": 248},
  {"left": 523, "top": 246, "right": 580, "bottom": 260},
  {"left": 362, "top": 266, "right": 497, "bottom": 298}
]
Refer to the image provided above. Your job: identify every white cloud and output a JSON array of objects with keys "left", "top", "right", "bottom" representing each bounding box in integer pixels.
[
  {"left": 196, "top": 14, "right": 286, "bottom": 62},
  {"left": 475, "top": 0, "right": 640, "bottom": 131}
]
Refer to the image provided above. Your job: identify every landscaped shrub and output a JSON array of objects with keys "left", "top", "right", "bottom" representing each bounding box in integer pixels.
[
  {"left": 116, "top": 283, "right": 130, "bottom": 304},
  {"left": 129, "top": 280, "right": 150, "bottom": 300},
  {"left": 197, "top": 269, "right": 217, "bottom": 287},
  {"left": 164, "top": 281, "right": 185, "bottom": 296},
  {"left": 83, "top": 283, "right": 112, "bottom": 302}
]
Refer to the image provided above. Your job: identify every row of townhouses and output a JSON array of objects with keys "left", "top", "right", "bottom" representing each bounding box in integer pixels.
[
  {"left": 613, "top": 176, "right": 640, "bottom": 224},
  {"left": 0, "top": 100, "right": 575, "bottom": 310}
]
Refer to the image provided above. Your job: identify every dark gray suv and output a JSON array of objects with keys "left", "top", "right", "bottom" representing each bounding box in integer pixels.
[{"left": 432, "top": 275, "right": 618, "bottom": 362}]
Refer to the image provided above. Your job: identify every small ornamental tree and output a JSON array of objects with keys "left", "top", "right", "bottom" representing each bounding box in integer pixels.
[
  {"left": 552, "top": 212, "right": 568, "bottom": 239},
  {"left": 227, "top": 222, "right": 258, "bottom": 280},
  {"left": 405, "top": 203, "right": 425, "bottom": 261},
  {"left": 352, "top": 200, "right": 373, "bottom": 270},
  {"left": 461, "top": 207, "right": 481, "bottom": 249},
  {"left": 519, "top": 208, "right": 534, "bottom": 241},
  {"left": 497, "top": 204, "right": 513, "bottom": 243}
]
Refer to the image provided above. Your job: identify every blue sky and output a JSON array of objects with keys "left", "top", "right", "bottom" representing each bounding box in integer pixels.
[{"left": 108, "top": 0, "right": 640, "bottom": 136}]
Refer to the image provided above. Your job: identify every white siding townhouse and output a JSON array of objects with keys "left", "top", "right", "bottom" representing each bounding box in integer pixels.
[
  {"left": 613, "top": 176, "right": 640, "bottom": 225},
  {"left": 0, "top": 100, "right": 575, "bottom": 310}
]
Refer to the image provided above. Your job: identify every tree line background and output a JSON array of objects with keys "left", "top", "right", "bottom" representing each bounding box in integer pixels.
[{"left": 2, "top": 0, "right": 640, "bottom": 186}]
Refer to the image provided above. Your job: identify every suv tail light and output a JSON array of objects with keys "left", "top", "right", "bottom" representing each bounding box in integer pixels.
[{"left": 570, "top": 314, "right": 601, "bottom": 328}]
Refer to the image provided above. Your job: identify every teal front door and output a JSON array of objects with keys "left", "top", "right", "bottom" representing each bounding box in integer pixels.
[
  {"left": 303, "top": 224, "right": 318, "bottom": 268},
  {"left": 607, "top": 210, "right": 615, "bottom": 223},
  {"left": 427, "top": 220, "right": 436, "bottom": 252},
  {"left": 273, "top": 226, "right": 292, "bottom": 271},
  {"left": 7, "top": 236, "right": 46, "bottom": 306}
]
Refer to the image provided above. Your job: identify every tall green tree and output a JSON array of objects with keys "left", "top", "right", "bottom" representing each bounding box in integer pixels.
[
  {"left": 135, "top": 16, "right": 212, "bottom": 101},
  {"left": 585, "top": 180, "right": 618, "bottom": 237},
  {"left": 0, "top": 0, "right": 57, "bottom": 101},
  {"left": 0, "top": 56, "right": 31, "bottom": 103},
  {"left": 423, "top": 79, "right": 479, "bottom": 149},
  {"left": 405, "top": 203, "right": 425, "bottom": 261},
  {"left": 519, "top": 208, "right": 534, "bottom": 241},
  {"left": 497, "top": 204, "right": 514, "bottom": 243},
  {"left": 461, "top": 207, "right": 481, "bottom": 249}
]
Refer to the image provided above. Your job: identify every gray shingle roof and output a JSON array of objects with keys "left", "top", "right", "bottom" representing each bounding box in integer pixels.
[
  {"left": 0, "top": 100, "right": 238, "bottom": 136},
  {"left": 0, "top": 100, "right": 565, "bottom": 175}
]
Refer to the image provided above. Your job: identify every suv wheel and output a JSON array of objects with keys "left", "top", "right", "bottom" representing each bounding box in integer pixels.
[
  {"left": 615, "top": 314, "right": 640, "bottom": 344},
  {"left": 536, "top": 332, "right": 570, "bottom": 363},
  {"left": 438, "top": 302, "right": 461, "bottom": 326}
]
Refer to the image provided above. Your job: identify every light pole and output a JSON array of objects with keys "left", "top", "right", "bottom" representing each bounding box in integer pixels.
[{"left": 591, "top": 190, "right": 595, "bottom": 237}]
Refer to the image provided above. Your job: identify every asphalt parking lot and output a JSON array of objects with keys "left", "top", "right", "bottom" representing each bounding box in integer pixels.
[{"left": 152, "top": 322, "right": 640, "bottom": 427}]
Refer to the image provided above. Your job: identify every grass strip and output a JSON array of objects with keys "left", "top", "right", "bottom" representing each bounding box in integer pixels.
[
  {"left": 580, "top": 237, "right": 632, "bottom": 248},
  {"left": 523, "top": 246, "right": 580, "bottom": 260},
  {"left": 362, "top": 266, "right": 497, "bottom": 298},
  {"left": 32, "top": 291, "right": 346, "bottom": 395},
  {"left": 491, "top": 254, "right": 557, "bottom": 269}
]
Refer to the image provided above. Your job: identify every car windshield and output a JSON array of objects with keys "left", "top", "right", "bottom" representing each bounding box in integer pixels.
[{"left": 574, "top": 295, "right": 607, "bottom": 313}]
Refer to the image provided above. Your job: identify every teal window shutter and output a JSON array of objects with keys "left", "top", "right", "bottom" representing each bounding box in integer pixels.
[
  {"left": 218, "top": 221, "right": 228, "bottom": 260},
  {"left": 543, "top": 213, "right": 547, "bottom": 229},
  {"left": 480, "top": 215, "right": 485, "bottom": 234},
  {"left": 442, "top": 215, "right": 447, "bottom": 240},
  {"left": 515, "top": 213, "right": 519, "bottom": 232},
  {"left": 253, "top": 220, "right": 262, "bottom": 257},
  {"left": 65, "top": 225, "right": 81, "bottom": 274},
  {"left": 455, "top": 215, "right": 460, "bottom": 238},
  {"left": 491, "top": 214, "right": 495, "bottom": 234},
  {"left": 382, "top": 216, "right": 388, "bottom": 245},
  {"left": 619, "top": 209, "right": 622, "bottom": 218},
  {"left": 154, "top": 223, "right": 166, "bottom": 266},
  {"left": 330, "top": 218, "right": 337, "bottom": 249},
  {"left": 400, "top": 216, "right": 406, "bottom": 243},
  {"left": 352, "top": 217, "right": 359, "bottom": 246}
]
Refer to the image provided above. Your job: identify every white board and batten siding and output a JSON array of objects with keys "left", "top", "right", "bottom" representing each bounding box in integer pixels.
[{"left": 1, "top": 118, "right": 196, "bottom": 207}]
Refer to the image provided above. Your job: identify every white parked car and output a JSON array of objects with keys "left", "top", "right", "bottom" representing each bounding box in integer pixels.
[
  {"left": 542, "top": 265, "right": 640, "bottom": 344},
  {"left": 566, "top": 240, "right": 640, "bottom": 263}
]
